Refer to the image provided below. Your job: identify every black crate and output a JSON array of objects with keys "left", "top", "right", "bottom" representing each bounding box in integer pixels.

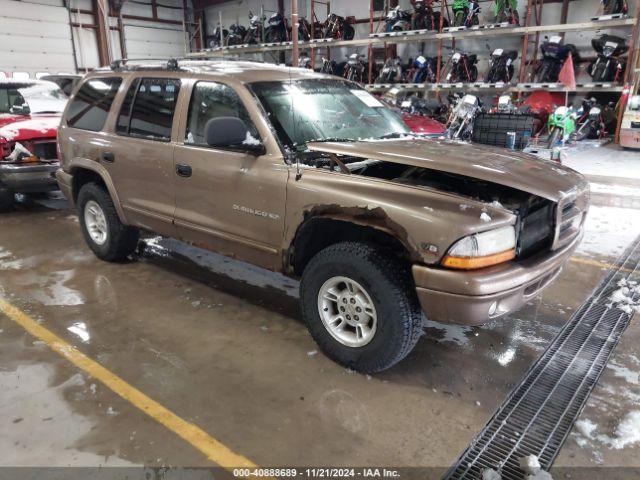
[{"left": 472, "top": 113, "right": 536, "bottom": 150}]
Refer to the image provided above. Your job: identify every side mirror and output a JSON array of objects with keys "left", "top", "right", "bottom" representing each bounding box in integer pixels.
[
  {"left": 10, "top": 103, "right": 30, "bottom": 115},
  {"left": 204, "top": 117, "right": 265, "bottom": 155}
]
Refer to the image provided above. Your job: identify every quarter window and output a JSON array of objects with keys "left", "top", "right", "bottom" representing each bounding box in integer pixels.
[
  {"left": 67, "top": 77, "right": 122, "bottom": 131},
  {"left": 185, "top": 81, "right": 258, "bottom": 146},
  {"left": 117, "top": 78, "right": 180, "bottom": 141}
]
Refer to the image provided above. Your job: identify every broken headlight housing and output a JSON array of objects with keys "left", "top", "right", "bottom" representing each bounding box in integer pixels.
[{"left": 442, "top": 226, "right": 516, "bottom": 270}]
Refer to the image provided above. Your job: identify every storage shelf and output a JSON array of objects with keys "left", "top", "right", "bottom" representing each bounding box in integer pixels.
[
  {"left": 364, "top": 82, "right": 625, "bottom": 93},
  {"left": 188, "top": 16, "right": 636, "bottom": 57}
]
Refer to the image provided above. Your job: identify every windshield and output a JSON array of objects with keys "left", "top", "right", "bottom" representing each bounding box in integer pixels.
[
  {"left": 0, "top": 82, "right": 67, "bottom": 115},
  {"left": 250, "top": 79, "right": 410, "bottom": 150}
]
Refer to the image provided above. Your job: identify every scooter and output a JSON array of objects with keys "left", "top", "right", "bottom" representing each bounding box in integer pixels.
[
  {"left": 485, "top": 48, "right": 518, "bottom": 83},
  {"left": 323, "top": 13, "right": 355, "bottom": 40},
  {"left": 452, "top": 0, "right": 480, "bottom": 27},
  {"left": 411, "top": 55, "right": 439, "bottom": 83},
  {"left": 445, "top": 52, "right": 478, "bottom": 83},
  {"left": 588, "top": 34, "right": 628, "bottom": 82},
  {"left": 385, "top": 5, "right": 412, "bottom": 32},
  {"left": 535, "top": 36, "right": 579, "bottom": 82},
  {"left": 244, "top": 11, "right": 266, "bottom": 44},
  {"left": 446, "top": 94, "right": 481, "bottom": 140},
  {"left": 376, "top": 57, "right": 404, "bottom": 83},
  {"left": 227, "top": 24, "right": 247, "bottom": 46},
  {"left": 547, "top": 105, "right": 576, "bottom": 147},
  {"left": 264, "top": 12, "right": 289, "bottom": 43},
  {"left": 494, "top": 0, "right": 520, "bottom": 24},
  {"left": 412, "top": 0, "right": 448, "bottom": 31}
]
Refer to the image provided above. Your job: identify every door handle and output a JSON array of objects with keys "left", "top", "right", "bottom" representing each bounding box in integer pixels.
[
  {"left": 176, "top": 164, "right": 192, "bottom": 178},
  {"left": 101, "top": 152, "right": 115, "bottom": 163}
]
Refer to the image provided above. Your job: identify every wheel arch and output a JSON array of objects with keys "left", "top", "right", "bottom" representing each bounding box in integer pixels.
[
  {"left": 287, "top": 213, "right": 417, "bottom": 277},
  {"left": 69, "top": 160, "right": 128, "bottom": 224}
]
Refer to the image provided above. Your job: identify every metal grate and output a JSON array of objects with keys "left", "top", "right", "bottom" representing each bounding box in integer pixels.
[{"left": 444, "top": 234, "right": 640, "bottom": 480}]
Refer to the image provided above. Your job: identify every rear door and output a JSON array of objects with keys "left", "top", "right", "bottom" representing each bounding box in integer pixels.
[{"left": 106, "top": 76, "right": 182, "bottom": 235}]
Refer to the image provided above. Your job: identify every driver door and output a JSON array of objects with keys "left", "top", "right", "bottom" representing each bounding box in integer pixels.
[{"left": 172, "top": 80, "right": 288, "bottom": 270}]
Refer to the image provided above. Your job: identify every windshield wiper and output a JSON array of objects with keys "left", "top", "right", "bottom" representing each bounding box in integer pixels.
[
  {"left": 33, "top": 111, "right": 62, "bottom": 114},
  {"left": 376, "top": 132, "right": 414, "bottom": 140},
  {"left": 307, "top": 137, "right": 356, "bottom": 143}
]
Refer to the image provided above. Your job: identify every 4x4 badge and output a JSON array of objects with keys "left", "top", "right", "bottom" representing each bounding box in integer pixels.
[{"left": 233, "top": 204, "right": 280, "bottom": 220}]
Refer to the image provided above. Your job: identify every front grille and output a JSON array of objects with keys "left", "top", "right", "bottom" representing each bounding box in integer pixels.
[
  {"left": 444, "top": 233, "right": 640, "bottom": 480},
  {"left": 32, "top": 141, "right": 57, "bottom": 160},
  {"left": 552, "top": 188, "right": 589, "bottom": 251}
]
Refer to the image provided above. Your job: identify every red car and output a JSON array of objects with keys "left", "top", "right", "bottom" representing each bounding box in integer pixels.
[
  {"left": 400, "top": 112, "right": 446, "bottom": 135},
  {"left": 0, "top": 80, "right": 66, "bottom": 210}
]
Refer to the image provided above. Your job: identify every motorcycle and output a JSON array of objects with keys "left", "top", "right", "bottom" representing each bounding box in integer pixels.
[
  {"left": 411, "top": 55, "right": 439, "bottom": 83},
  {"left": 208, "top": 25, "right": 228, "bottom": 48},
  {"left": 547, "top": 105, "right": 576, "bottom": 147},
  {"left": 299, "top": 55, "right": 313, "bottom": 69},
  {"left": 264, "top": 12, "right": 289, "bottom": 43},
  {"left": 445, "top": 52, "right": 478, "bottom": 83},
  {"left": 385, "top": 5, "right": 412, "bottom": 32},
  {"left": 376, "top": 57, "right": 404, "bottom": 83},
  {"left": 343, "top": 53, "right": 367, "bottom": 83},
  {"left": 244, "top": 11, "right": 266, "bottom": 44},
  {"left": 323, "top": 13, "right": 355, "bottom": 40},
  {"left": 575, "top": 99, "right": 616, "bottom": 140},
  {"left": 494, "top": 94, "right": 517, "bottom": 113},
  {"left": 485, "top": 48, "right": 518, "bottom": 83},
  {"left": 298, "top": 16, "right": 313, "bottom": 41},
  {"left": 494, "top": 0, "right": 520, "bottom": 24},
  {"left": 452, "top": 0, "right": 480, "bottom": 27},
  {"left": 446, "top": 94, "right": 481, "bottom": 140},
  {"left": 411, "top": 0, "right": 449, "bottom": 31},
  {"left": 227, "top": 24, "right": 247, "bottom": 46},
  {"left": 602, "top": 0, "right": 628, "bottom": 15},
  {"left": 588, "top": 34, "right": 628, "bottom": 82},
  {"left": 535, "top": 35, "right": 579, "bottom": 82}
]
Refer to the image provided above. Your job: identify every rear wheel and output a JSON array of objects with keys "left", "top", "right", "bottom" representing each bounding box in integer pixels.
[
  {"left": 77, "top": 183, "right": 139, "bottom": 262},
  {"left": 468, "top": 65, "right": 478, "bottom": 82},
  {"left": 575, "top": 122, "right": 593, "bottom": 141},
  {"left": 300, "top": 242, "right": 423, "bottom": 373}
]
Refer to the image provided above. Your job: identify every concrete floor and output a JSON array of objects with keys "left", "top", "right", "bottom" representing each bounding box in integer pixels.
[{"left": 0, "top": 144, "right": 639, "bottom": 477}]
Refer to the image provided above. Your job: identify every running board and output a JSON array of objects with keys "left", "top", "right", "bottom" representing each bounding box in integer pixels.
[{"left": 444, "top": 234, "right": 640, "bottom": 480}]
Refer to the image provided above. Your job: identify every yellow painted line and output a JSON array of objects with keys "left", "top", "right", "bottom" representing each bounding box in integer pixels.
[
  {"left": 0, "top": 297, "right": 259, "bottom": 472},
  {"left": 570, "top": 256, "right": 635, "bottom": 274}
]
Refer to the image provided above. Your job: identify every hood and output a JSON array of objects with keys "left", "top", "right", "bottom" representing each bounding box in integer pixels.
[
  {"left": 0, "top": 114, "right": 60, "bottom": 142},
  {"left": 306, "top": 138, "right": 587, "bottom": 202}
]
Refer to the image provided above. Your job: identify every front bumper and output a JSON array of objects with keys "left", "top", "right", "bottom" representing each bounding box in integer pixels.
[
  {"left": 412, "top": 231, "right": 583, "bottom": 325},
  {"left": 55, "top": 169, "right": 74, "bottom": 206},
  {"left": 0, "top": 162, "right": 59, "bottom": 193}
]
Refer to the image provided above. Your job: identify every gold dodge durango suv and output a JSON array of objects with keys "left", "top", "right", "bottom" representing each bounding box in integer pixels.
[{"left": 56, "top": 59, "right": 589, "bottom": 373}]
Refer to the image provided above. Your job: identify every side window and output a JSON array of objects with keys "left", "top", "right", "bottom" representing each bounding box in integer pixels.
[
  {"left": 185, "top": 81, "right": 258, "bottom": 146},
  {"left": 118, "top": 78, "right": 181, "bottom": 141},
  {"left": 67, "top": 77, "right": 122, "bottom": 131}
]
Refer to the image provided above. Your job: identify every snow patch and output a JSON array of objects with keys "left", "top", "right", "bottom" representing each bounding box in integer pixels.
[
  {"left": 575, "top": 418, "right": 598, "bottom": 439},
  {"left": 243, "top": 132, "right": 261, "bottom": 146},
  {"left": 482, "top": 468, "right": 501, "bottom": 480},
  {"left": 607, "top": 279, "right": 640, "bottom": 314},
  {"left": 480, "top": 212, "right": 492, "bottom": 222},
  {"left": 519, "top": 454, "right": 541, "bottom": 472},
  {"left": 610, "top": 410, "right": 640, "bottom": 449}
]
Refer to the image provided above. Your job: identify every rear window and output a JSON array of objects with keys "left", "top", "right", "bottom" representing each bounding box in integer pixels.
[
  {"left": 116, "top": 77, "right": 181, "bottom": 141},
  {"left": 66, "top": 77, "right": 122, "bottom": 131}
]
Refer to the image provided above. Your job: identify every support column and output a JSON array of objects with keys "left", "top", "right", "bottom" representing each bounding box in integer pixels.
[{"left": 93, "top": 0, "right": 110, "bottom": 65}]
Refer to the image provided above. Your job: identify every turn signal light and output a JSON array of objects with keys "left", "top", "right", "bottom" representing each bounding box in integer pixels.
[{"left": 442, "top": 249, "right": 516, "bottom": 270}]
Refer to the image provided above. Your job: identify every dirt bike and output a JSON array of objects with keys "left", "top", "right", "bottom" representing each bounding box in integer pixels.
[
  {"left": 452, "top": 0, "right": 480, "bottom": 27},
  {"left": 547, "top": 105, "right": 577, "bottom": 147},
  {"left": 588, "top": 34, "right": 628, "bottom": 82},
  {"left": 485, "top": 48, "right": 518, "bottom": 83},
  {"left": 494, "top": 0, "right": 520, "bottom": 24}
]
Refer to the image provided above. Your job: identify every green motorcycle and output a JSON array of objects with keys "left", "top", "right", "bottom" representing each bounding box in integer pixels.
[
  {"left": 547, "top": 106, "right": 577, "bottom": 148},
  {"left": 494, "top": 0, "right": 520, "bottom": 25}
]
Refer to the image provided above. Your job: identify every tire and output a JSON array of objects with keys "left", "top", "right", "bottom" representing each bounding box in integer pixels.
[
  {"left": 485, "top": 66, "right": 496, "bottom": 83},
  {"left": 454, "top": 11, "right": 465, "bottom": 26},
  {"left": 536, "top": 63, "right": 550, "bottom": 83},
  {"left": 592, "top": 63, "right": 608, "bottom": 82},
  {"left": 77, "top": 182, "right": 139, "bottom": 262},
  {"left": 343, "top": 24, "right": 355, "bottom": 40},
  {"left": 468, "top": 65, "right": 478, "bottom": 82},
  {"left": 300, "top": 242, "right": 423, "bottom": 373},
  {"left": 547, "top": 127, "right": 561, "bottom": 148},
  {"left": 0, "top": 187, "right": 13, "bottom": 212}
]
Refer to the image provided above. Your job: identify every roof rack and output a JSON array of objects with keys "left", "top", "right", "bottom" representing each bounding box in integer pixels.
[{"left": 109, "top": 58, "right": 181, "bottom": 71}]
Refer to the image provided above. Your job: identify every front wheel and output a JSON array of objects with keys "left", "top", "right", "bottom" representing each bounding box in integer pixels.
[
  {"left": 77, "top": 183, "right": 140, "bottom": 262},
  {"left": 548, "top": 127, "right": 561, "bottom": 148},
  {"left": 300, "top": 242, "right": 423, "bottom": 373}
]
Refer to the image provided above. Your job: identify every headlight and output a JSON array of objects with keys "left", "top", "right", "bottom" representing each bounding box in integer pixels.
[{"left": 442, "top": 226, "right": 516, "bottom": 270}]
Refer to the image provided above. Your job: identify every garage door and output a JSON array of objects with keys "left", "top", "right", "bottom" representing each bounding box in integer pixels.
[
  {"left": 0, "top": 0, "right": 76, "bottom": 77},
  {"left": 123, "top": 24, "right": 185, "bottom": 59}
]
